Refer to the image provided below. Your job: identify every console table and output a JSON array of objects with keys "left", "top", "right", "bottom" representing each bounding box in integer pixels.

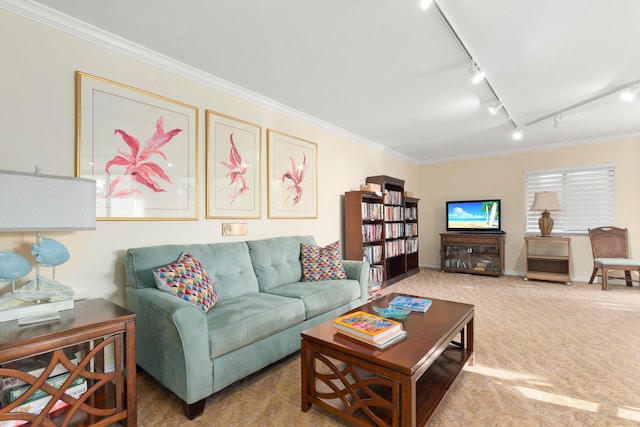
[
  {"left": 524, "top": 236, "right": 571, "bottom": 284},
  {"left": 0, "top": 298, "right": 137, "bottom": 426}
]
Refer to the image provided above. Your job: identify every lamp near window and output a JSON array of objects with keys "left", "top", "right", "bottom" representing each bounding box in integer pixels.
[
  {"left": 0, "top": 169, "right": 96, "bottom": 324},
  {"left": 530, "top": 191, "right": 561, "bottom": 236}
]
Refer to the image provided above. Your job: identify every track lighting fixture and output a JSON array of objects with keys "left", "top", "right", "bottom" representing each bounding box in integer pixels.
[
  {"left": 420, "top": 0, "right": 433, "bottom": 11},
  {"left": 512, "top": 129, "right": 523, "bottom": 140},
  {"left": 470, "top": 62, "right": 486, "bottom": 85},
  {"left": 488, "top": 102, "right": 504, "bottom": 115},
  {"left": 553, "top": 113, "right": 563, "bottom": 127},
  {"left": 620, "top": 85, "right": 639, "bottom": 102}
]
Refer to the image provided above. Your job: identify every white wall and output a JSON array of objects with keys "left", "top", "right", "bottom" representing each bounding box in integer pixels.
[
  {"left": 2, "top": 7, "right": 637, "bottom": 309},
  {"left": 0, "top": 9, "right": 419, "bottom": 305},
  {"left": 418, "top": 139, "right": 640, "bottom": 282}
]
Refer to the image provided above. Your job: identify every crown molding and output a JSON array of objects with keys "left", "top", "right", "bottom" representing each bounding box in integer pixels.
[{"left": 0, "top": 0, "right": 417, "bottom": 164}]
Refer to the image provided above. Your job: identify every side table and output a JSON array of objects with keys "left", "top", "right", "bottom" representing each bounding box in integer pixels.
[
  {"left": 524, "top": 236, "right": 572, "bottom": 284},
  {"left": 0, "top": 298, "right": 136, "bottom": 426}
]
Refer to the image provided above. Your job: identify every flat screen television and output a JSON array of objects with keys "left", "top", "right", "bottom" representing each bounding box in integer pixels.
[{"left": 446, "top": 199, "right": 501, "bottom": 233}]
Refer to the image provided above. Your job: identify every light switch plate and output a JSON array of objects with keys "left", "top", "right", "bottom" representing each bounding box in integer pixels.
[{"left": 222, "top": 223, "right": 247, "bottom": 236}]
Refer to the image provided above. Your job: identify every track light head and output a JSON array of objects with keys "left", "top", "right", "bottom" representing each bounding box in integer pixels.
[
  {"left": 469, "top": 62, "right": 486, "bottom": 85},
  {"left": 553, "top": 113, "right": 563, "bottom": 127},
  {"left": 420, "top": 0, "right": 433, "bottom": 10},
  {"left": 488, "top": 102, "right": 504, "bottom": 115},
  {"left": 621, "top": 85, "right": 638, "bottom": 102}
]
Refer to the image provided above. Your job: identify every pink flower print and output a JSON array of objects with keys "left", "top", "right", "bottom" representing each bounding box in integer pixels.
[
  {"left": 281, "top": 152, "right": 308, "bottom": 205},
  {"left": 220, "top": 133, "right": 249, "bottom": 204},
  {"left": 105, "top": 117, "right": 181, "bottom": 198}
]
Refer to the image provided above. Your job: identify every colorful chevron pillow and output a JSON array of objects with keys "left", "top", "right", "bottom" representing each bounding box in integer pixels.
[
  {"left": 153, "top": 253, "right": 219, "bottom": 312},
  {"left": 301, "top": 241, "right": 347, "bottom": 281}
]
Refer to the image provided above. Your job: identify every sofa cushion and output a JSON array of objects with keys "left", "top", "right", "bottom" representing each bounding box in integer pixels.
[
  {"left": 300, "top": 241, "right": 347, "bottom": 281},
  {"left": 265, "top": 279, "right": 361, "bottom": 319},
  {"left": 206, "top": 292, "right": 305, "bottom": 358},
  {"left": 153, "top": 253, "right": 219, "bottom": 312},
  {"left": 125, "top": 242, "right": 259, "bottom": 300},
  {"left": 247, "top": 235, "right": 316, "bottom": 291}
]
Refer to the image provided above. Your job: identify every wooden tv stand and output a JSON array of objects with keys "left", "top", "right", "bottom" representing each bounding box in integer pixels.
[{"left": 440, "top": 232, "right": 505, "bottom": 276}]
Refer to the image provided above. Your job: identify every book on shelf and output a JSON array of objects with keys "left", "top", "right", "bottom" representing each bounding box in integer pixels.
[
  {"left": 336, "top": 329, "right": 407, "bottom": 350},
  {"left": 389, "top": 295, "right": 432, "bottom": 313},
  {"left": 1, "top": 372, "right": 85, "bottom": 405},
  {"left": 1, "top": 350, "right": 79, "bottom": 391},
  {"left": 0, "top": 379, "right": 87, "bottom": 427},
  {"left": 368, "top": 265, "right": 383, "bottom": 283},
  {"left": 332, "top": 311, "right": 402, "bottom": 343}
]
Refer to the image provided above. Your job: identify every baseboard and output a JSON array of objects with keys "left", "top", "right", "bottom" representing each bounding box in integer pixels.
[{"left": 419, "top": 263, "right": 596, "bottom": 284}]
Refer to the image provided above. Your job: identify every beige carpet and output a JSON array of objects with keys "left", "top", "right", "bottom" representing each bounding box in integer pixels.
[{"left": 135, "top": 269, "right": 640, "bottom": 426}]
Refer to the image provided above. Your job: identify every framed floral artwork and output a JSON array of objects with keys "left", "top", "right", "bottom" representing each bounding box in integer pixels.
[
  {"left": 206, "top": 111, "right": 262, "bottom": 218},
  {"left": 267, "top": 130, "right": 317, "bottom": 219},
  {"left": 75, "top": 71, "right": 198, "bottom": 220}
]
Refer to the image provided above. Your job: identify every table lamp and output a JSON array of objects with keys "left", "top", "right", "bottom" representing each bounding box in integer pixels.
[
  {"left": 0, "top": 169, "right": 96, "bottom": 324},
  {"left": 530, "top": 191, "right": 561, "bottom": 236}
]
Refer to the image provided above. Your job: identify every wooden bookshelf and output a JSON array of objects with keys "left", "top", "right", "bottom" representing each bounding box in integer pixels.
[
  {"left": 344, "top": 190, "right": 385, "bottom": 297},
  {"left": 344, "top": 176, "right": 419, "bottom": 289},
  {"left": 405, "top": 196, "right": 420, "bottom": 276}
]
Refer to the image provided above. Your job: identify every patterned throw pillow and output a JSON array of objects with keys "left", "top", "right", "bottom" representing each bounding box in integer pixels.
[
  {"left": 301, "top": 241, "right": 347, "bottom": 281},
  {"left": 153, "top": 253, "right": 219, "bottom": 312}
]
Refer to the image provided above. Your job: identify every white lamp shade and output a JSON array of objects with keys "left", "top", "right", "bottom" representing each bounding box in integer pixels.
[
  {"left": 530, "top": 191, "right": 561, "bottom": 212},
  {"left": 0, "top": 170, "right": 96, "bottom": 231}
]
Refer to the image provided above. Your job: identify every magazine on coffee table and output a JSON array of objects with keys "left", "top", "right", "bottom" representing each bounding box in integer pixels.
[{"left": 389, "top": 295, "right": 432, "bottom": 312}]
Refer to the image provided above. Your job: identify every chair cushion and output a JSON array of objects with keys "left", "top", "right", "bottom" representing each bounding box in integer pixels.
[
  {"left": 594, "top": 257, "right": 640, "bottom": 267},
  {"left": 153, "top": 253, "right": 220, "bottom": 312},
  {"left": 300, "top": 241, "right": 347, "bottom": 281}
]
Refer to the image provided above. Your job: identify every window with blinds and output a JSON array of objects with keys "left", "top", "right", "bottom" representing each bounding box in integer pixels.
[{"left": 524, "top": 163, "right": 615, "bottom": 235}]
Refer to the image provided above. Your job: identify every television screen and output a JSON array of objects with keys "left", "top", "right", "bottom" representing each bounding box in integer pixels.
[{"left": 446, "top": 199, "right": 501, "bottom": 232}]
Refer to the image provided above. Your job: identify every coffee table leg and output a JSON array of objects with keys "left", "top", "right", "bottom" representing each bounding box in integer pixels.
[
  {"left": 301, "top": 339, "right": 312, "bottom": 411},
  {"left": 467, "top": 317, "right": 475, "bottom": 365}
]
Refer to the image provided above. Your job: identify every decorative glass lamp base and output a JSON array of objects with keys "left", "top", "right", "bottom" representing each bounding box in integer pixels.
[{"left": 0, "top": 298, "right": 73, "bottom": 323}]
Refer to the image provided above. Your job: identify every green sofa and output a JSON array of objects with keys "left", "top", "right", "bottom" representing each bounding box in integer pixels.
[{"left": 124, "top": 235, "right": 368, "bottom": 419}]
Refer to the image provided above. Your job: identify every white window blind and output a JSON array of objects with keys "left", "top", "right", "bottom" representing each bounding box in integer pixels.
[{"left": 524, "top": 163, "right": 615, "bottom": 235}]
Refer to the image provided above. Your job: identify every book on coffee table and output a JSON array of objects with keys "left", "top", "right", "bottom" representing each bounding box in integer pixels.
[
  {"left": 332, "top": 311, "right": 402, "bottom": 343},
  {"left": 389, "top": 295, "right": 432, "bottom": 312},
  {"left": 336, "top": 329, "right": 407, "bottom": 349}
]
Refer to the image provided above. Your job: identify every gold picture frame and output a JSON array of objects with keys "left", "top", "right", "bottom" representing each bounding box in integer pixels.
[
  {"left": 206, "top": 110, "right": 262, "bottom": 219},
  {"left": 267, "top": 130, "right": 317, "bottom": 219},
  {"left": 75, "top": 71, "right": 199, "bottom": 220}
]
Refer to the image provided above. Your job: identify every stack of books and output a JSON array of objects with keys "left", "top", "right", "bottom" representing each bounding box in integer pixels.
[
  {"left": 332, "top": 311, "right": 407, "bottom": 349},
  {"left": 389, "top": 295, "right": 432, "bottom": 312},
  {"left": 0, "top": 350, "right": 86, "bottom": 426}
]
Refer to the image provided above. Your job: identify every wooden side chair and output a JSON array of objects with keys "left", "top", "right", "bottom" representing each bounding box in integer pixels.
[{"left": 588, "top": 226, "right": 640, "bottom": 290}]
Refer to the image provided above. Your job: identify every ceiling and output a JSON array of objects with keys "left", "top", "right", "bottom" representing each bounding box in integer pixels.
[{"left": 20, "top": 0, "right": 640, "bottom": 163}]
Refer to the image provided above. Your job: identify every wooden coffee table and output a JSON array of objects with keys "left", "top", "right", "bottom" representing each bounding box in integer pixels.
[{"left": 301, "top": 293, "right": 474, "bottom": 427}]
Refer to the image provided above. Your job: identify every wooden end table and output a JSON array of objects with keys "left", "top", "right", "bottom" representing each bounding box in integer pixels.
[
  {"left": 301, "top": 293, "right": 474, "bottom": 427},
  {"left": 0, "top": 298, "right": 136, "bottom": 426}
]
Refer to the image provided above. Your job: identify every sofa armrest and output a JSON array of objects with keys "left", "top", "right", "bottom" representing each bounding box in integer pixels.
[
  {"left": 342, "top": 260, "right": 370, "bottom": 303},
  {"left": 125, "top": 287, "right": 213, "bottom": 404}
]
